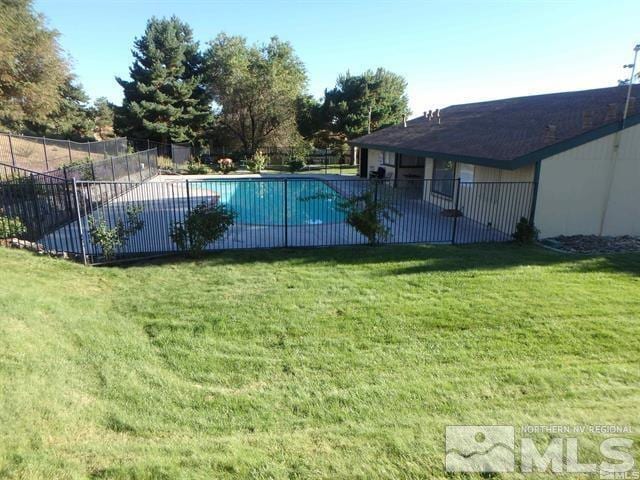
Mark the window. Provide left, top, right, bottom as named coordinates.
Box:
left=458, top=163, right=474, bottom=183
left=381, top=151, right=395, bottom=166
left=432, top=159, right=456, bottom=197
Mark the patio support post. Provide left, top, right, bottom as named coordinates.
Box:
left=451, top=179, right=461, bottom=244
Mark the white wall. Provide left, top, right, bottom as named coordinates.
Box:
left=535, top=122, right=640, bottom=237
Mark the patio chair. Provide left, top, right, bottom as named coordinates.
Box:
left=369, top=166, right=386, bottom=179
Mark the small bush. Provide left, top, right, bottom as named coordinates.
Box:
left=339, top=189, right=399, bottom=244
left=286, top=159, right=305, bottom=173
left=185, top=161, right=211, bottom=175
left=512, top=217, right=539, bottom=244
left=0, top=215, right=26, bottom=239
left=246, top=151, right=268, bottom=173
left=88, top=205, right=144, bottom=260
left=65, top=158, right=94, bottom=181
left=170, top=203, right=236, bottom=255
left=301, top=186, right=399, bottom=245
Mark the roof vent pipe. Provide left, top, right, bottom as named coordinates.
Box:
left=423, top=111, right=428, bottom=118
left=544, top=124, right=557, bottom=143
left=403, top=114, right=407, bottom=127
left=435, top=109, right=441, bottom=125
left=427, top=110, right=432, bottom=121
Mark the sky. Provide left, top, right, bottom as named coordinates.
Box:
left=35, top=0, right=640, bottom=116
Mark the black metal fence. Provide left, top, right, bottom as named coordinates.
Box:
left=0, top=163, right=77, bottom=244
left=127, top=138, right=192, bottom=170
left=46, top=149, right=159, bottom=183
left=0, top=176, right=535, bottom=264
left=207, top=146, right=357, bottom=175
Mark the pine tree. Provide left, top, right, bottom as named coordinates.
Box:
left=114, top=16, right=212, bottom=144
left=322, top=68, right=410, bottom=139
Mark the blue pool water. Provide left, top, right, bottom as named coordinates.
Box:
left=197, top=179, right=346, bottom=225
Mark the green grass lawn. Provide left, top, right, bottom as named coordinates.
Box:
left=0, top=244, right=639, bottom=479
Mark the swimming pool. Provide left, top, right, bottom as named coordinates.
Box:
left=196, top=179, right=346, bottom=225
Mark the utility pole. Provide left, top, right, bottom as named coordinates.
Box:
left=367, top=106, right=372, bottom=134
left=622, top=43, right=640, bottom=128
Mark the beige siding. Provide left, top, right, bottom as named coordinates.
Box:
left=535, top=122, right=640, bottom=237
left=421, top=161, right=535, bottom=233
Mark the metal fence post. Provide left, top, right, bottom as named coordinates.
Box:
left=63, top=166, right=73, bottom=212
left=42, top=137, right=49, bottom=170
left=125, top=154, right=131, bottom=182
left=67, top=139, right=73, bottom=163
left=186, top=179, right=192, bottom=215
left=284, top=178, right=288, bottom=247
left=72, top=178, right=88, bottom=265
left=138, top=153, right=143, bottom=182
left=87, top=141, right=91, bottom=159
left=8, top=133, right=15, bottom=166
left=451, top=178, right=461, bottom=245
left=30, top=174, right=43, bottom=240
left=110, top=156, right=116, bottom=181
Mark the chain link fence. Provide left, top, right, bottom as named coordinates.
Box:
left=0, top=132, right=127, bottom=172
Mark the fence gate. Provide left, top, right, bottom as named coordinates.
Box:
left=171, top=144, right=191, bottom=169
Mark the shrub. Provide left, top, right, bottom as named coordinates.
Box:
left=217, top=158, right=235, bottom=174
left=286, top=159, right=305, bottom=173
left=88, top=205, right=144, bottom=260
left=0, top=215, right=26, bottom=239
left=301, top=185, right=399, bottom=245
left=338, top=189, right=399, bottom=244
left=512, top=217, right=539, bottom=244
left=185, top=161, right=211, bottom=175
left=246, top=151, right=268, bottom=173
left=65, top=158, right=94, bottom=181
left=170, top=202, right=236, bottom=255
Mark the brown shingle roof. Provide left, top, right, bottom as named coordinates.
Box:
left=350, top=85, right=640, bottom=168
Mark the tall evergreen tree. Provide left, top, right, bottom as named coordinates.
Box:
left=91, top=97, right=115, bottom=140
left=114, top=16, right=212, bottom=143
left=322, top=68, right=410, bottom=139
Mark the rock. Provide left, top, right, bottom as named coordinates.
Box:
left=543, top=235, right=640, bottom=254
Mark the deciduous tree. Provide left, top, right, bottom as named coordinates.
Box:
left=204, top=34, right=307, bottom=156
left=0, top=0, right=69, bottom=131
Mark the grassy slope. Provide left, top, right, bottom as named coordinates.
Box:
left=0, top=245, right=639, bottom=479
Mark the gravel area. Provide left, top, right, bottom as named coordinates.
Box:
left=541, top=235, right=640, bottom=254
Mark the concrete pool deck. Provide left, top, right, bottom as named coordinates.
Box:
left=41, top=173, right=512, bottom=259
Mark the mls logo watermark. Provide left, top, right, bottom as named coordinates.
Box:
left=445, top=426, right=515, bottom=472
left=445, top=425, right=637, bottom=478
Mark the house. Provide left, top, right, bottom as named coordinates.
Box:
left=349, top=85, right=640, bottom=238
